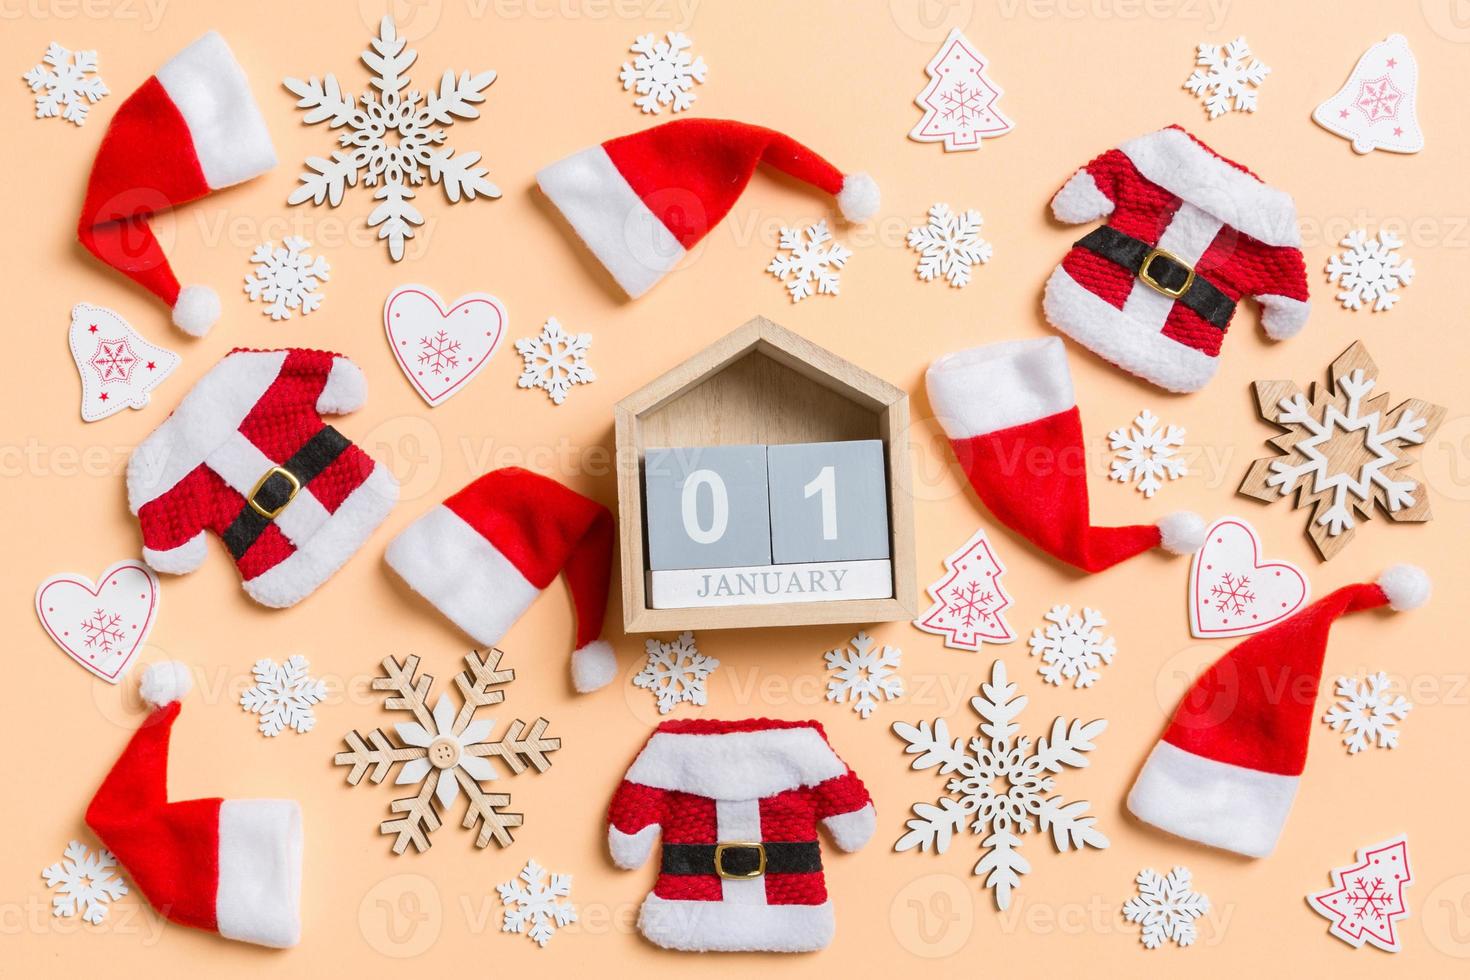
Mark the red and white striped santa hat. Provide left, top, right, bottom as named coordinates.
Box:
left=536, top=117, right=879, bottom=298
left=1128, top=565, right=1430, bottom=858
left=77, top=32, right=276, bottom=336
left=86, top=663, right=301, bottom=947
left=385, top=467, right=616, bottom=692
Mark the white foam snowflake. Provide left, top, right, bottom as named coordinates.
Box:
left=515, top=317, right=595, bottom=406
left=24, top=42, right=108, bottom=126
left=42, top=840, right=128, bottom=924
left=907, top=203, right=992, bottom=288
left=768, top=220, right=851, bottom=303
left=619, top=32, right=706, bottom=114
left=1323, top=672, right=1413, bottom=754
left=894, top=659, right=1108, bottom=910
left=634, top=631, right=718, bottom=715
left=824, top=631, right=904, bottom=720
left=497, top=859, right=576, bottom=948
left=241, top=655, right=328, bottom=737
left=284, top=17, right=499, bottom=261
left=1124, top=866, right=1210, bottom=949
left=1027, top=606, right=1116, bottom=689
left=1184, top=36, right=1269, bottom=119
left=243, top=237, right=330, bottom=320
left=1326, top=229, right=1415, bottom=312
left=1109, top=409, right=1187, bottom=498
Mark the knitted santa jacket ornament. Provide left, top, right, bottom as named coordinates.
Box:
left=1044, top=125, right=1310, bottom=393
left=127, top=348, right=398, bottom=608
left=87, top=662, right=302, bottom=947
left=607, top=718, right=875, bottom=953
left=1129, top=565, right=1430, bottom=858
left=536, top=117, right=879, bottom=298
left=77, top=32, right=276, bottom=336
left=926, top=337, right=1205, bottom=573
left=385, top=467, right=616, bottom=692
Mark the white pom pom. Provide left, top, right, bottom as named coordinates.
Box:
left=1156, top=511, right=1207, bottom=555
left=571, top=639, right=616, bottom=693
left=836, top=172, right=879, bottom=223
left=172, top=285, right=220, bottom=336
left=140, top=661, right=194, bottom=708
left=1378, top=564, right=1430, bottom=611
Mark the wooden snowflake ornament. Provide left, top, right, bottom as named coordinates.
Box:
left=1238, top=342, right=1444, bottom=561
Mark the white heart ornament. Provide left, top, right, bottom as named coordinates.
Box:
left=385, top=284, right=507, bottom=406
left=36, top=560, right=160, bottom=683
left=1189, top=518, right=1309, bottom=638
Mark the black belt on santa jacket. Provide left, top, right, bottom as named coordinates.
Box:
left=661, top=841, right=822, bottom=879
left=222, top=426, right=351, bottom=559
left=1074, top=226, right=1236, bottom=330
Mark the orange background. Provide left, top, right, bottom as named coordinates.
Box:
left=6, top=0, right=1470, bottom=975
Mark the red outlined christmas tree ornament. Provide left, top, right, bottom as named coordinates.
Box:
left=1308, top=836, right=1413, bottom=952
left=35, top=559, right=160, bottom=684
left=1313, top=36, right=1422, bottom=155
left=908, top=29, right=1013, bottom=152
left=1188, top=517, right=1309, bottom=638
left=913, top=528, right=1015, bottom=650
left=68, top=304, right=178, bottom=422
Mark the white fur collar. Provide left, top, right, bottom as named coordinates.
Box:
left=625, top=727, right=847, bottom=800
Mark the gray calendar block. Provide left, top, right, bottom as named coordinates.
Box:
left=767, top=440, right=890, bottom=564
left=644, top=445, right=772, bottom=570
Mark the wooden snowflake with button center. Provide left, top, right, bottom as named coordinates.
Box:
left=335, top=650, right=560, bottom=854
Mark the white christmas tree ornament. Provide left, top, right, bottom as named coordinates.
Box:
left=67, top=304, right=178, bottom=422
left=913, top=529, right=1015, bottom=650
left=909, top=29, right=1013, bottom=151
left=1313, top=35, right=1422, bottom=154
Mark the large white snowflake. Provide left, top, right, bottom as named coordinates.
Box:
left=42, top=840, right=128, bottom=924
left=768, top=220, right=851, bottom=303
left=634, top=631, right=718, bottom=715
left=824, top=631, right=904, bottom=720
left=1027, top=606, right=1116, bottom=689
left=515, top=317, right=595, bottom=406
left=243, top=237, right=329, bottom=320
left=1123, top=866, right=1210, bottom=949
left=284, top=17, right=499, bottom=261
left=241, top=655, right=328, bottom=737
left=1109, top=409, right=1187, bottom=498
left=497, top=859, right=576, bottom=948
left=1184, top=36, right=1269, bottom=119
left=907, top=203, right=992, bottom=288
left=894, top=659, right=1108, bottom=910
left=1326, top=229, right=1415, bottom=312
left=24, top=42, right=108, bottom=126
left=619, top=32, right=706, bottom=114
left=1323, top=672, right=1413, bottom=754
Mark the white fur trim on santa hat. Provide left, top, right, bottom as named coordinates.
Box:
left=140, top=661, right=194, bottom=708
left=625, top=726, right=847, bottom=799
left=836, top=172, right=879, bottom=223
left=216, top=799, right=302, bottom=948
left=571, top=639, right=616, bottom=693
left=822, top=802, right=876, bottom=852
left=927, top=337, right=1076, bottom=440
left=608, top=823, right=658, bottom=870
left=1157, top=511, right=1207, bottom=555
left=1051, top=169, right=1114, bottom=224
left=171, top=284, right=220, bottom=336
left=637, top=894, right=835, bottom=953
left=316, top=357, right=366, bottom=414
left=1259, top=294, right=1310, bottom=340
left=156, top=31, right=277, bottom=191
left=1378, top=564, right=1430, bottom=611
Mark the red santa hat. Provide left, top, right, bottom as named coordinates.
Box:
left=1128, top=565, right=1430, bottom=858
left=536, top=117, right=879, bottom=298
left=926, top=337, right=1206, bottom=573
left=385, top=468, right=616, bottom=692
left=86, top=662, right=301, bottom=947
left=77, top=32, right=276, bottom=336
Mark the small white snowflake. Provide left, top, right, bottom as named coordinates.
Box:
left=1123, top=866, right=1210, bottom=949
left=768, top=220, right=851, bottom=303
left=1109, top=409, right=1187, bottom=498
left=515, top=318, right=595, bottom=406
left=907, top=203, right=992, bottom=288
left=1027, top=606, right=1116, bottom=689
left=1323, top=672, right=1413, bottom=754
left=497, top=859, right=576, bottom=948
left=241, top=655, right=328, bottom=737
left=824, top=631, right=904, bottom=720
left=1184, top=36, right=1269, bottom=119
left=1326, top=229, right=1415, bottom=312
left=42, top=840, right=128, bottom=924
left=634, top=631, right=718, bottom=715
left=24, top=42, right=108, bottom=126
left=619, top=32, right=706, bottom=114
left=243, top=237, right=330, bottom=320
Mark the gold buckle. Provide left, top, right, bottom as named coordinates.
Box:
left=713, top=842, right=766, bottom=880
left=247, top=466, right=300, bottom=520
left=1138, top=247, right=1195, bottom=299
